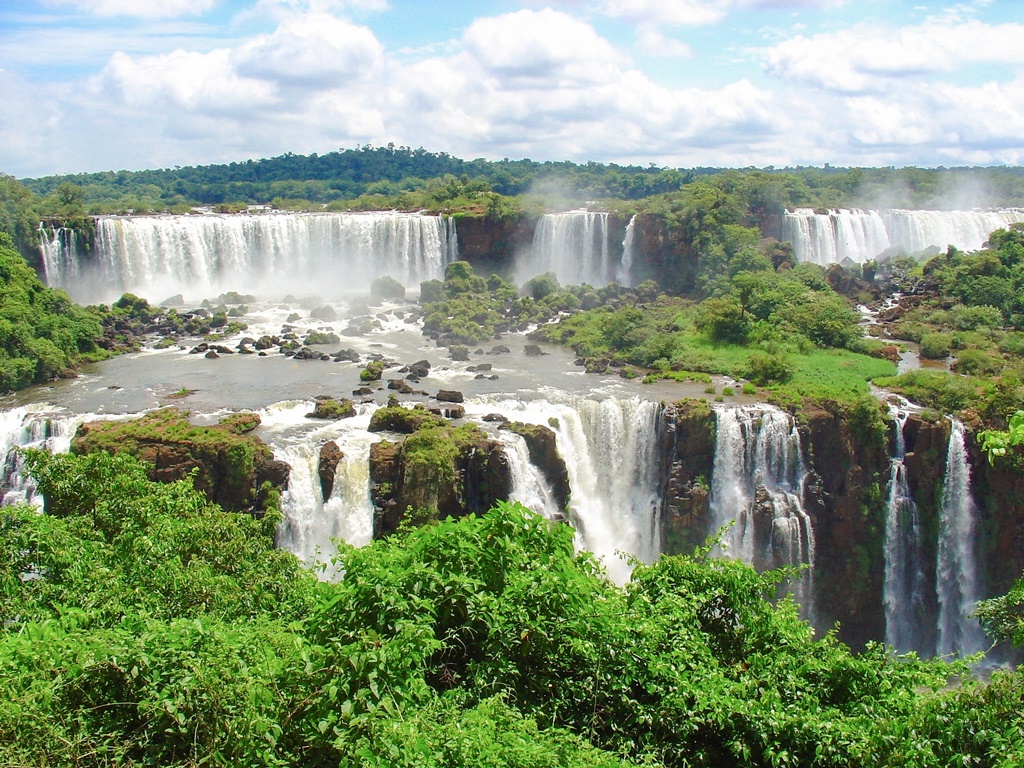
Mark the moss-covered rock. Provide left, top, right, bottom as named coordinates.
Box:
left=369, top=410, right=512, bottom=537
left=658, top=399, right=716, bottom=557
left=370, top=274, right=406, bottom=303
left=307, top=397, right=356, bottom=420
left=368, top=404, right=446, bottom=434
left=71, top=407, right=288, bottom=516
left=360, top=360, right=384, bottom=381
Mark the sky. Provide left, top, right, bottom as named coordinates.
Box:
left=1, top=0, right=1023, bottom=178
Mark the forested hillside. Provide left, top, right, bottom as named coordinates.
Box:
left=14, top=145, right=1024, bottom=215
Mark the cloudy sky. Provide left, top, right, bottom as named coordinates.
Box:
left=1, top=0, right=1022, bottom=178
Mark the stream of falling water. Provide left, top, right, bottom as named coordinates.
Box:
left=257, top=400, right=380, bottom=578
left=883, top=402, right=927, bottom=654
left=936, top=418, right=987, bottom=657
left=466, top=395, right=662, bottom=584
left=709, top=404, right=816, bottom=618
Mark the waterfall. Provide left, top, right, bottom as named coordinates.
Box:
left=617, top=215, right=636, bottom=286
left=260, top=400, right=379, bottom=578
left=883, top=403, right=927, bottom=653
left=0, top=406, right=91, bottom=507
left=467, top=395, right=663, bottom=584
left=519, top=211, right=629, bottom=288
left=496, top=430, right=562, bottom=521
left=709, top=405, right=815, bottom=615
left=47, top=211, right=458, bottom=304
left=38, top=223, right=81, bottom=287
left=935, top=418, right=987, bottom=657
left=783, top=208, right=1024, bottom=265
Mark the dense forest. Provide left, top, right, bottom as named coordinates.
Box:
left=11, top=144, right=1024, bottom=219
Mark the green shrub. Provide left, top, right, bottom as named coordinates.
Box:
left=919, top=333, right=951, bottom=359
left=746, top=351, right=794, bottom=385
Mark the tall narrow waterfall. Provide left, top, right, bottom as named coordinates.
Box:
left=46, top=212, right=458, bottom=304
left=518, top=211, right=632, bottom=288
left=710, top=405, right=815, bottom=615
left=618, top=215, right=636, bottom=286
left=468, top=396, right=662, bottom=584
left=883, top=403, right=927, bottom=653
left=260, top=400, right=379, bottom=578
left=935, top=418, right=987, bottom=657
left=783, top=208, right=1024, bottom=265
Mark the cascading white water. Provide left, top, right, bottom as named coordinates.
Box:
left=258, top=400, right=380, bottom=578
left=617, top=215, right=636, bottom=286
left=466, top=395, right=662, bottom=584
left=935, top=418, right=987, bottom=657
left=783, top=208, right=1024, bottom=265
left=45, top=211, right=458, bottom=304
left=0, top=406, right=93, bottom=507
left=710, top=404, right=815, bottom=614
left=38, top=224, right=82, bottom=288
left=883, top=402, right=927, bottom=653
left=519, top=211, right=631, bottom=288
left=495, top=430, right=562, bottom=521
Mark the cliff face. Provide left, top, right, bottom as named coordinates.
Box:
left=800, top=405, right=892, bottom=650
left=454, top=215, right=536, bottom=276
left=659, top=400, right=716, bottom=555
left=970, top=441, right=1024, bottom=603
left=655, top=401, right=1000, bottom=651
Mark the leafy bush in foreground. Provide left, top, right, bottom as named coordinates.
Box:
left=1, top=450, right=1023, bottom=766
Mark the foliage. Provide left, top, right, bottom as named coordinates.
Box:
left=0, top=233, right=106, bottom=391
left=873, top=370, right=986, bottom=415
left=420, top=261, right=584, bottom=345
left=4, top=451, right=1024, bottom=767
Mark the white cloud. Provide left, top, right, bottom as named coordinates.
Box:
left=634, top=25, right=693, bottom=58
left=462, top=9, right=627, bottom=82
left=233, top=12, right=383, bottom=87
left=598, top=0, right=726, bottom=27
left=95, top=49, right=278, bottom=115
left=41, top=0, right=216, bottom=19
left=5, top=3, right=1024, bottom=178
left=763, top=18, right=1024, bottom=93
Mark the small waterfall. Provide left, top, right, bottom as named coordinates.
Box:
left=0, top=406, right=90, bottom=507
left=783, top=208, right=1024, bottom=264
left=935, top=418, right=987, bottom=657
left=617, top=215, right=636, bottom=286
left=51, top=212, right=458, bottom=303
left=38, top=223, right=81, bottom=287
left=883, top=403, right=927, bottom=653
left=467, top=395, right=663, bottom=583
left=710, top=405, right=815, bottom=615
left=519, top=211, right=628, bottom=287
left=496, top=430, right=562, bottom=521
left=260, top=400, right=379, bottom=577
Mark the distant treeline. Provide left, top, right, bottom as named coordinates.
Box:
left=13, top=145, right=1024, bottom=215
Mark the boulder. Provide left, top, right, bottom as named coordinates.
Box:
left=318, top=441, right=343, bottom=502
left=307, top=397, right=356, bottom=420
left=436, top=389, right=464, bottom=403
